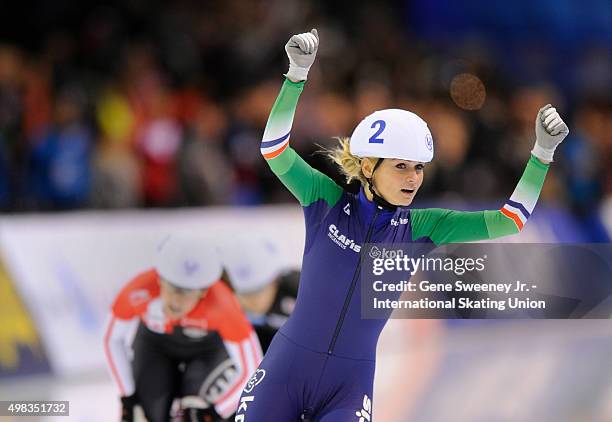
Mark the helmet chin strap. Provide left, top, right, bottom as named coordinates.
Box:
left=366, top=158, right=398, bottom=211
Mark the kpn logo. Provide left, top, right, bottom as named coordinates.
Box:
left=355, top=395, right=372, bottom=421
left=369, top=246, right=381, bottom=259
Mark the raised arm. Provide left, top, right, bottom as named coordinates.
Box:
left=412, top=105, right=569, bottom=245
left=260, top=29, right=342, bottom=209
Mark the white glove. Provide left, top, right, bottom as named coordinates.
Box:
left=285, top=29, right=319, bottom=81
left=531, top=104, right=570, bottom=162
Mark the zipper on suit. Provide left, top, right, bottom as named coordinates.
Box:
left=328, top=205, right=382, bottom=354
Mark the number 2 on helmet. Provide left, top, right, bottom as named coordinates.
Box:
left=368, top=120, right=386, bottom=144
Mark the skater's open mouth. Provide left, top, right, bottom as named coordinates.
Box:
left=401, top=188, right=415, bottom=194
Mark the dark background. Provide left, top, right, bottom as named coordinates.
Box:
left=0, top=0, right=610, bottom=238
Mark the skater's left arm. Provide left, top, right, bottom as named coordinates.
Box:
left=411, top=105, right=569, bottom=245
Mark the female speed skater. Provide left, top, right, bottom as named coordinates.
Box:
left=235, top=29, right=569, bottom=421
left=104, top=235, right=262, bottom=422
left=220, top=236, right=299, bottom=353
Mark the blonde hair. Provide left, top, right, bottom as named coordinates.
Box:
left=325, top=137, right=376, bottom=186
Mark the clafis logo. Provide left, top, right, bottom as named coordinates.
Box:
left=355, top=395, right=372, bottom=421
left=390, top=217, right=409, bottom=226
left=328, top=224, right=361, bottom=253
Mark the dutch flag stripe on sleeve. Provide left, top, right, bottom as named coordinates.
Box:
left=499, top=169, right=541, bottom=231
left=260, top=79, right=304, bottom=161
left=261, top=132, right=291, bottom=159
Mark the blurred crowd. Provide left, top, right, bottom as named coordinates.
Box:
left=0, top=1, right=610, bottom=230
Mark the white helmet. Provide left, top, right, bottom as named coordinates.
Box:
left=154, top=235, right=222, bottom=290
left=349, top=109, right=434, bottom=162
left=219, top=236, right=285, bottom=294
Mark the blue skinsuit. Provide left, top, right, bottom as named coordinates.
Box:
left=234, top=79, right=549, bottom=421
left=236, top=188, right=413, bottom=421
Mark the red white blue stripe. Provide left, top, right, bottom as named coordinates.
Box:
left=500, top=200, right=530, bottom=230
left=261, top=132, right=290, bottom=159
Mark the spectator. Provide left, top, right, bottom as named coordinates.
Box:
left=178, top=101, right=233, bottom=205
left=29, top=86, right=93, bottom=209
left=0, top=0, right=607, bottom=243
left=91, top=87, right=140, bottom=208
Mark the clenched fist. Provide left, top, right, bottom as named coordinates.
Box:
left=285, top=29, right=319, bottom=82
left=531, top=104, right=570, bottom=163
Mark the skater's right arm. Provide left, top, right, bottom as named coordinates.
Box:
left=104, top=273, right=154, bottom=400
left=104, top=314, right=138, bottom=397
left=104, top=310, right=139, bottom=421
left=260, top=29, right=343, bottom=209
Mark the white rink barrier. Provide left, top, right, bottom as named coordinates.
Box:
left=0, top=206, right=305, bottom=377
left=0, top=204, right=581, bottom=378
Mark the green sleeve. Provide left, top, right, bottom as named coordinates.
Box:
left=411, top=155, right=549, bottom=245
left=261, top=78, right=342, bottom=208
left=410, top=208, right=495, bottom=245
left=268, top=146, right=343, bottom=207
